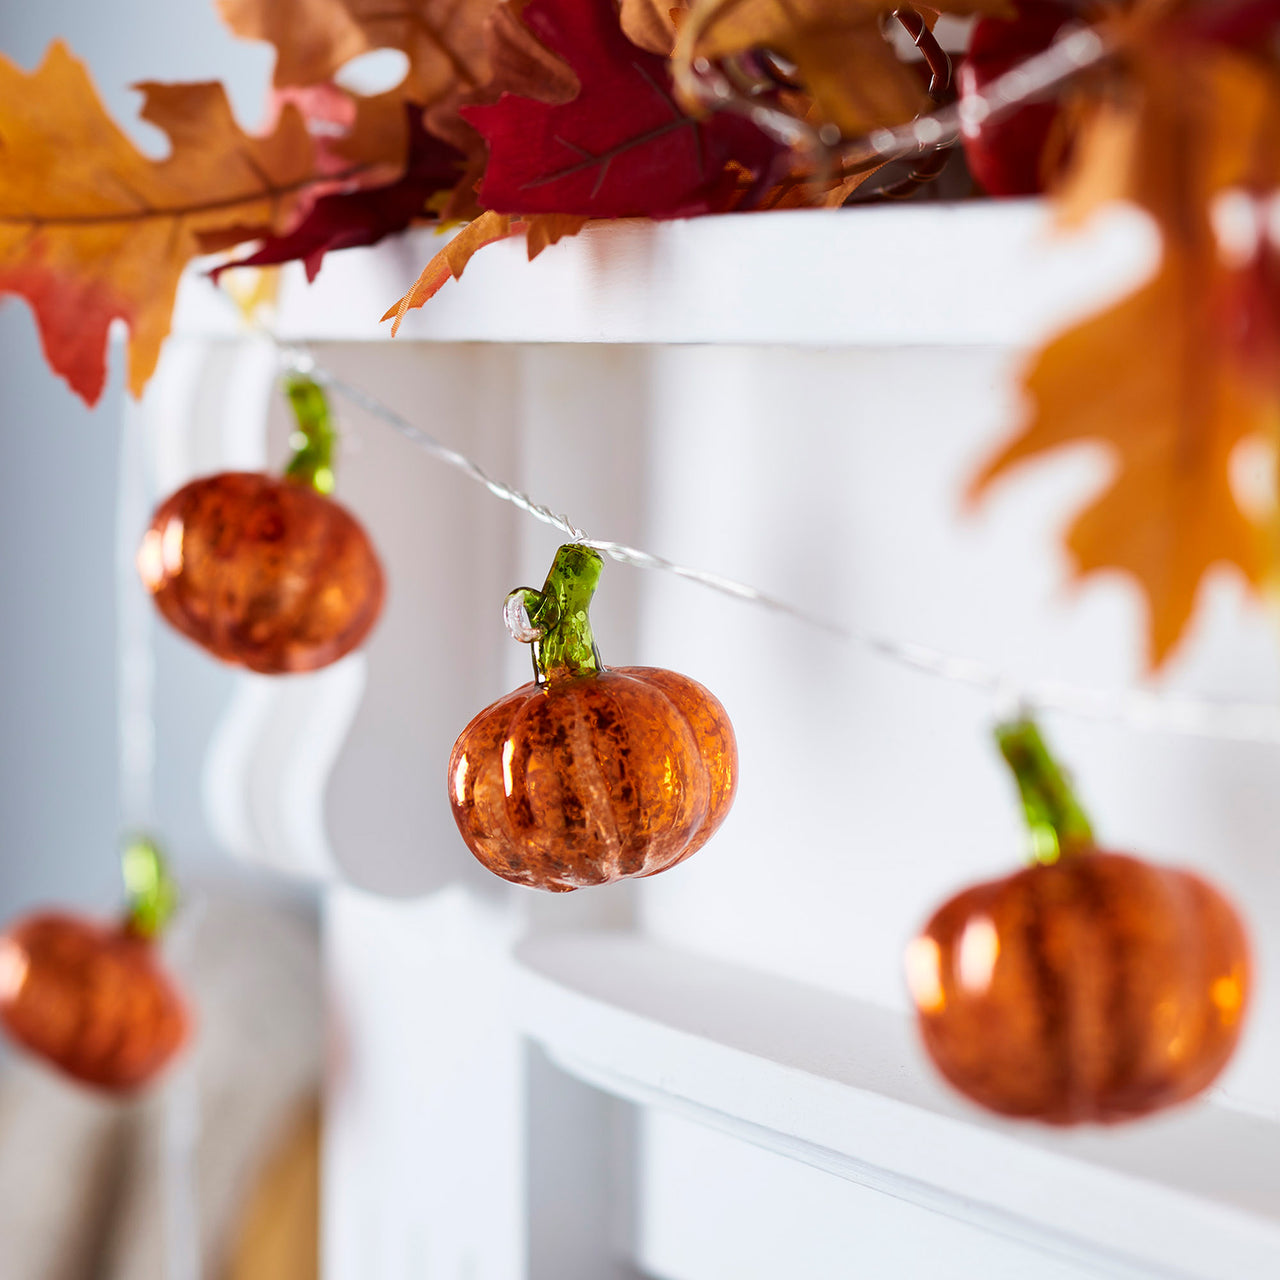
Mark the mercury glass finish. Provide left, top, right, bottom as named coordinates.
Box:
left=0, top=912, right=189, bottom=1092
left=908, top=719, right=1250, bottom=1124
left=910, top=852, right=1249, bottom=1123
left=138, top=471, right=384, bottom=674
left=449, top=545, right=738, bottom=891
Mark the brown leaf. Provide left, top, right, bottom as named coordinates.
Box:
left=671, top=0, right=1010, bottom=135
left=380, top=210, right=518, bottom=330
left=0, top=43, right=392, bottom=404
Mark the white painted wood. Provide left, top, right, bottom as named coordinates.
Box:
left=514, top=931, right=1280, bottom=1280
left=202, top=657, right=366, bottom=878
left=636, top=1111, right=1095, bottom=1280
left=630, top=341, right=1280, bottom=1121
left=323, top=886, right=527, bottom=1280
left=141, top=204, right=1280, bottom=1277
left=174, top=203, right=1158, bottom=348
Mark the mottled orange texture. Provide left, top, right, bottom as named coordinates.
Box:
left=140, top=471, right=384, bottom=675
left=908, top=851, right=1250, bottom=1124
left=449, top=667, right=737, bottom=891
left=0, top=914, right=189, bottom=1092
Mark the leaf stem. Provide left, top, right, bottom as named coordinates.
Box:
left=283, top=373, right=337, bottom=494
left=995, top=718, right=1094, bottom=865
left=122, top=837, right=178, bottom=940
left=524, top=544, right=604, bottom=684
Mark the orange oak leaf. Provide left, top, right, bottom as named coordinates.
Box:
left=671, top=0, right=1011, bottom=136
left=218, top=0, right=584, bottom=220
left=620, top=0, right=689, bottom=54
left=1053, top=36, right=1280, bottom=247
left=380, top=210, right=519, bottom=331
left=209, top=105, right=464, bottom=281
left=0, top=43, right=397, bottom=404
left=973, top=44, right=1280, bottom=665
left=525, top=213, right=589, bottom=258
left=217, top=0, right=497, bottom=104
left=379, top=210, right=591, bottom=330
left=973, top=259, right=1275, bottom=665
left=195, top=87, right=412, bottom=253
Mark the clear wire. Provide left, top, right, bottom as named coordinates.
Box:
left=277, top=344, right=1280, bottom=748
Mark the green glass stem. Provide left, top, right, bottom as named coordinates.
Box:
left=283, top=373, right=338, bottom=495
left=523, top=544, right=604, bottom=684
left=121, top=837, right=178, bottom=940
left=995, top=718, right=1095, bottom=865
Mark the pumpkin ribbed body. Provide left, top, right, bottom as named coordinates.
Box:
left=0, top=914, right=189, bottom=1092
left=138, top=471, right=384, bottom=674
left=908, top=851, right=1249, bottom=1123
left=449, top=666, right=737, bottom=891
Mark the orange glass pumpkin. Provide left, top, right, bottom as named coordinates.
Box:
left=0, top=843, right=189, bottom=1092
left=449, top=544, right=737, bottom=891
left=138, top=375, right=384, bottom=675
left=906, top=721, right=1250, bottom=1125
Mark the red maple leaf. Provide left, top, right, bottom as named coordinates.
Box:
left=212, top=106, right=466, bottom=281
left=460, top=0, right=785, bottom=218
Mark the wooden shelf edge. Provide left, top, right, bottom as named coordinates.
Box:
left=511, top=931, right=1280, bottom=1280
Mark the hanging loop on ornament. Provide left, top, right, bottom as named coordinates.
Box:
left=504, top=589, right=545, bottom=643
left=279, top=344, right=317, bottom=378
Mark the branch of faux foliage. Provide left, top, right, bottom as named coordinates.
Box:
left=381, top=0, right=1280, bottom=671
left=4, top=0, right=1280, bottom=674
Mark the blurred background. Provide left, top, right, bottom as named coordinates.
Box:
left=0, top=0, right=269, bottom=924
left=0, top=16, right=324, bottom=1279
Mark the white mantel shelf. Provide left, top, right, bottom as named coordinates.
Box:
left=512, top=932, right=1280, bottom=1280
left=175, top=202, right=1157, bottom=349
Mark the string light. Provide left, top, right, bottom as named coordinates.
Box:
left=278, top=346, right=1280, bottom=749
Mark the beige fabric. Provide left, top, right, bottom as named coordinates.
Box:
left=0, top=889, right=321, bottom=1280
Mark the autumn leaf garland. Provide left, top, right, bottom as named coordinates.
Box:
left=463, top=0, right=786, bottom=218
left=5, top=0, right=1280, bottom=670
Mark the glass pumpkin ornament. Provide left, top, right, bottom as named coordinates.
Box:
left=905, top=720, right=1250, bottom=1124
left=0, top=840, right=190, bottom=1093
left=449, top=544, right=737, bottom=891
left=138, top=373, right=384, bottom=674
